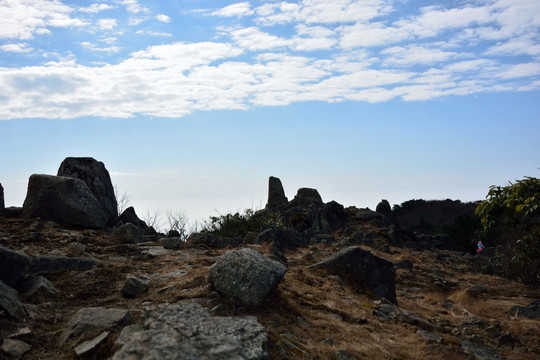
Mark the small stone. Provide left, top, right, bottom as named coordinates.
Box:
left=121, top=276, right=151, bottom=298
left=73, top=331, right=111, bottom=360
left=0, top=339, right=31, bottom=359
left=67, top=242, right=87, bottom=257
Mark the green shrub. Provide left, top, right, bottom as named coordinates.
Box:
left=475, top=176, right=540, bottom=284
left=200, top=208, right=280, bottom=239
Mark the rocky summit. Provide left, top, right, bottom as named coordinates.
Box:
left=0, top=159, right=539, bottom=360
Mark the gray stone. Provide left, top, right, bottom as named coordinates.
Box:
left=73, top=331, right=111, bottom=360
left=0, top=280, right=27, bottom=320
left=332, top=349, right=358, bottom=360
left=308, top=246, right=397, bottom=304
left=19, top=276, right=59, bottom=304
left=22, top=174, right=109, bottom=229
left=112, top=303, right=268, bottom=360
left=159, top=237, right=183, bottom=249
left=416, top=330, right=443, bottom=344
left=0, top=339, right=31, bottom=359
left=209, top=248, right=287, bottom=307
left=57, top=157, right=118, bottom=226
left=113, top=223, right=143, bottom=244
left=460, top=339, right=507, bottom=360
left=510, top=300, right=540, bottom=319
left=265, top=176, right=288, bottom=210
left=398, top=308, right=437, bottom=331
left=395, top=259, right=414, bottom=271
left=59, top=307, right=133, bottom=346
left=28, top=255, right=98, bottom=276
left=0, top=245, right=30, bottom=287
left=67, top=242, right=87, bottom=257
left=121, top=276, right=151, bottom=298
left=187, top=232, right=241, bottom=249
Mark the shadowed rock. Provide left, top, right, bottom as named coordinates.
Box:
left=0, top=280, right=27, bottom=320
left=266, top=176, right=288, bottom=210
left=0, top=245, right=30, bottom=287
left=22, top=174, right=109, bottom=229
left=57, top=157, right=118, bottom=225
left=308, top=246, right=397, bottom=304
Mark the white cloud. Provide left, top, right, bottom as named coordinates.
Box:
left=498, top=62, right=540, bottom=79
left=211, top=2, right=253, bottom=18
left=253, top=0, right=394, bottom=26
left=381, top=45, right=457, bottom=66
left=136, top=30, right=172, bottom=37
left=80, top=41, right=121, bottom=53
left=97, top=18, right=118, bottom=30
left=228, top=27, right=292, bottom=51
left=119, top=0, right=149, bottom=14
left=0, top=42, right=34, bottom=53
left=156, top=14, right=171, bottom=23
left=485, top=35, right=540, bottom=57
left=0, top=0, right=87, bottom=40
left=79, top=3, right=115, bottom=13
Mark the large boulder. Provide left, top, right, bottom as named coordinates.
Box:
left=0, top=245, right=30, bottom=287
left=308, top=246, right=397, bottom=304
left=57, top=157, right=118, bottom=225
left=112, top=303, right=268, bottom=360
left=0, top=182, right=4, bottom=214
left=22, top=174, right=109, bottom=229
left=265, top=176, right=288, bottom=210
left=209, top=248, right=287, bottom=306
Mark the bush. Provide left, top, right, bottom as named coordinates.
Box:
left=200, top=208, right=280, bottom=239
left=475, top=176, right=540, bottom=284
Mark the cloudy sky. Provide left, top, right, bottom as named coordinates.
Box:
left=1, top=0, right=539, bottom=225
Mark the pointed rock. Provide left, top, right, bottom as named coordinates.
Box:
left=266, top=176, right=288, bottom=210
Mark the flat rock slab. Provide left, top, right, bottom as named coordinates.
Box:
left=1, top=339, right=31, bottom=359
left=28, top=255, right=99, bottom=276
left=59, top=307, right=133, bottom=346
left=209, top=248, right=287, bottom=307
left=112, top=303, right=268, bottom=360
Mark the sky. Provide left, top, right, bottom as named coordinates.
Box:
left=1, top=0, right=539, bottom=226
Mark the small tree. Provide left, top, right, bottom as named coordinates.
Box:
left=475, top=176, right=540, bottom=284
left=114, top=184, right=131, bottom=215
left=165, top=209, right=191, bottom=241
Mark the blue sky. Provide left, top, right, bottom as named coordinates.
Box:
left=1, top=0, right=539, bottom=224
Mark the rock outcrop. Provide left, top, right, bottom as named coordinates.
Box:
left=57, top=157, right=118, bottom=225
left=112, top=303, right=268, bottom=360
left=209, top=248, right=287, bottom=306
left=266, top=176, right=288, bottom=210
left=308, top=246, right=397, bottom=304
left=22, top=174, right=109, bottom=229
